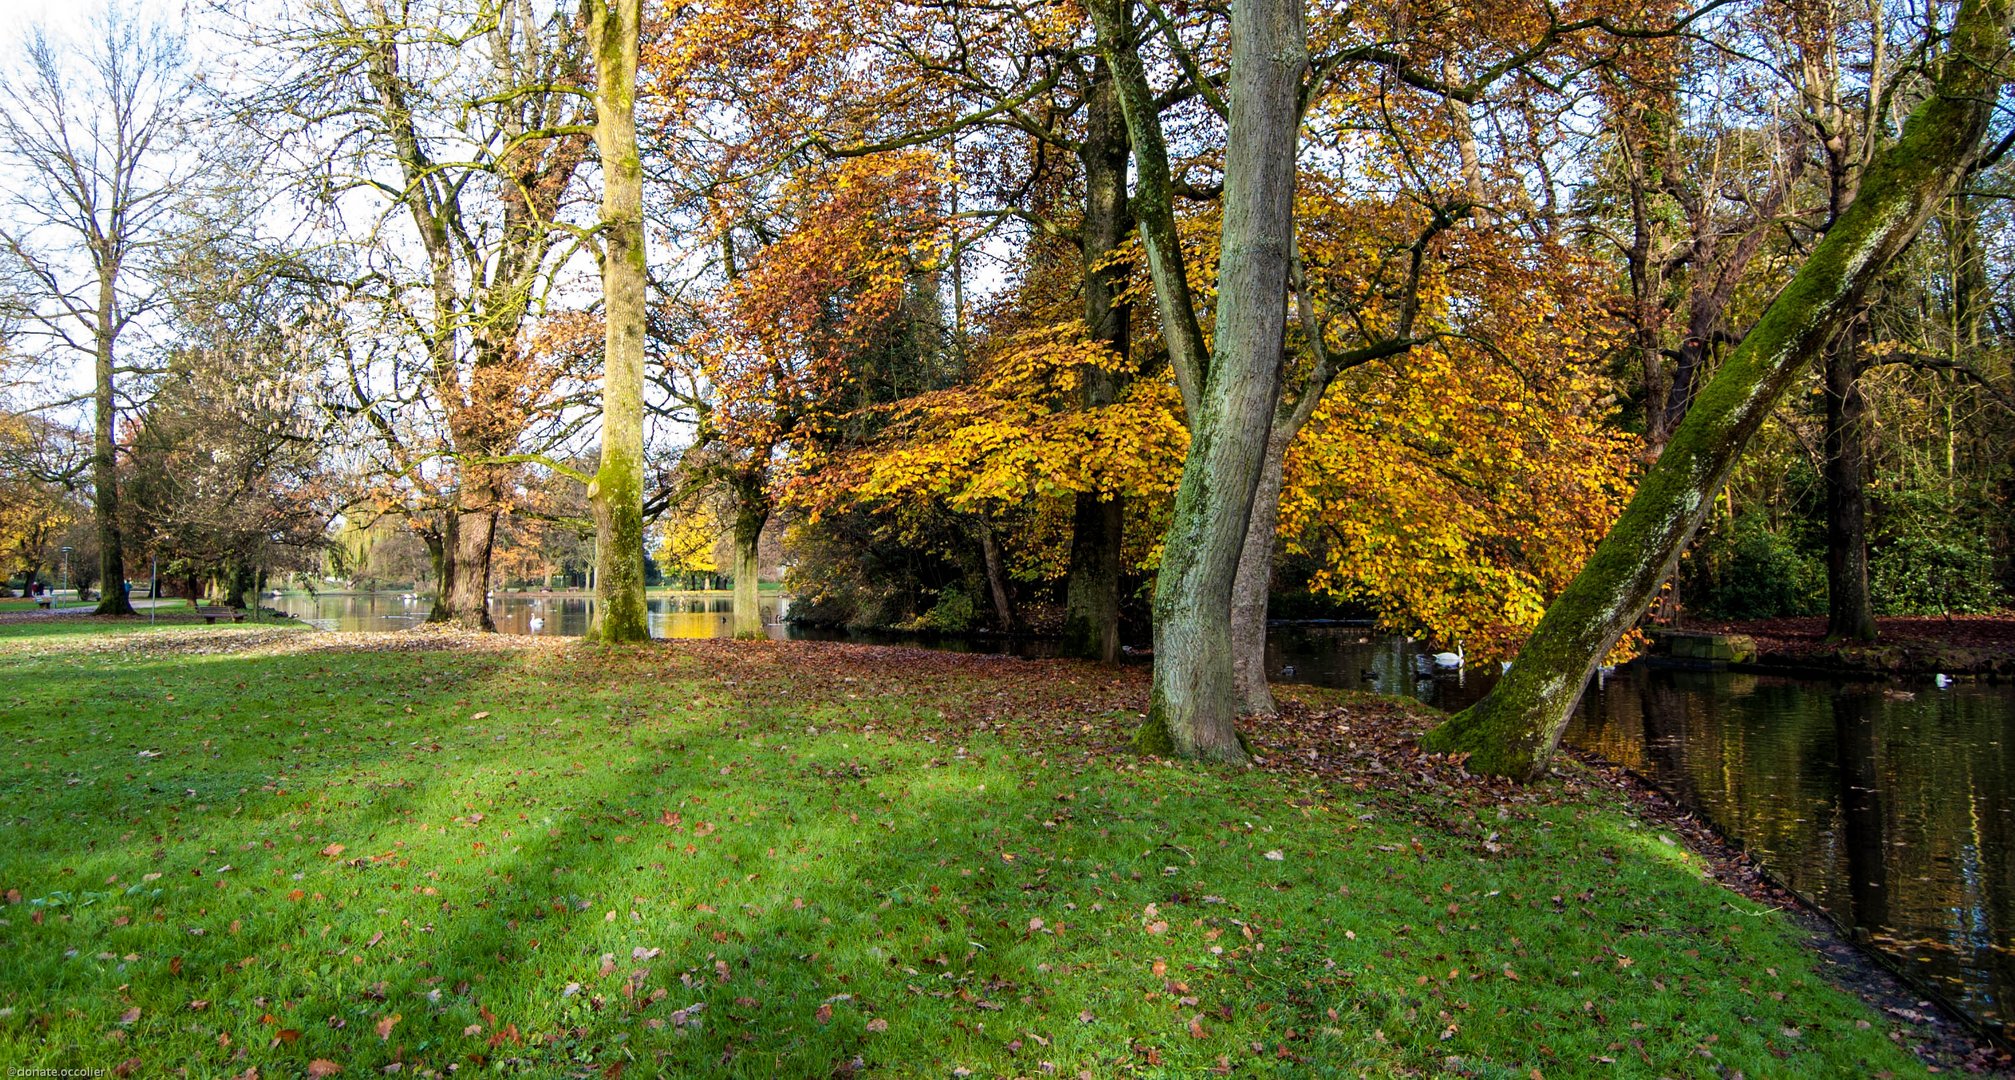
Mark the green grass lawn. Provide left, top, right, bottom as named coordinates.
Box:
left=0, top=620, right=1936, bottom=1078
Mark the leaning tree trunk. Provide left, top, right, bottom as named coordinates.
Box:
left=1230, top=430, right=1292, bottom=715
left=585, top=0, right=651, bottom=644
left=1825, top=319, right=1878, bottom=641
left=91, top=274, right=133, bottom=617
left=1422, top=0, right=2012, bottom=780
left=730, top=500, right=767, bottom=639
left=1060, top=54, right=1133, bottom=664
left=1136, top=0, right=1305, bottom=763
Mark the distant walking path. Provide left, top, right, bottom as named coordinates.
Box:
left=0, top=596, right=183, bottom=624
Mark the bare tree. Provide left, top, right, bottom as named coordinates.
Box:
left=0, top=11, right=208, bottom=615
left=240, top=0, right=596, bottom=630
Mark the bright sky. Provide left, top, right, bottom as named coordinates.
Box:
left=0, top=0, right=95, bottom=45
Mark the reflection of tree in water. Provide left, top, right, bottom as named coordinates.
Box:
left=1638, top=673, right=1705, bottom=810
left=1832, top=689, right=1887, bottom=938
left=1569, top=667, right=2012, bottom=1034
left=1873, top=688, right=2014, bottom=1028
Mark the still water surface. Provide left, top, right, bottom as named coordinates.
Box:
left=277, top=591, right=786, bottom=638
left=275, top=595, right=2013, bottom=1038
left=1264, top=624, right=2013, bottom=1039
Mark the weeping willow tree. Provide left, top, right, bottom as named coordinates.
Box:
left=1423, top=0, right=2015, bottom=779
left=584, top=0, right=650, bottom=643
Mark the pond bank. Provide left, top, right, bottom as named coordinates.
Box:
left=0, top=617, right=2000, bottom=1075
left=1661, top=614, right=2015, bottom=678
left=1571, top=747, right=2013, bottom=1071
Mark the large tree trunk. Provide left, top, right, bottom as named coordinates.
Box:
left=1062, top=493, right=1124, bottom=660
left=1135, top=0, right=1305, bottom=763
left=585, top=0, right=651, bottom=644
left=440, top=498, right=497, bottom=631
left=1825, top=319, right=1877, bottom=641
left=731, top=498, right=766, bottom=639
left=224, top=561, right=256, bottom=610
left=424, top=519, right=453, bottom=622
left=1060, top=56, right=1133, bottom=663
left=1230, top=431, right=1291, bottom=715
left=1422, top=0, right=2013, bottom=780
left=91, top=273, right=133, bottom=617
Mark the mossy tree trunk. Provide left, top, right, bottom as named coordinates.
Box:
left=1423, top=0, right=2013, bottom=780
left=1825, top=318, right=1877, bottom=642
left=1229, top=431, right=1291, bottom=714
left=584, top=0, right=651, bottom=644
left=731, top=492, right=767, bottom=639
left=1060, top=56, right=1132, bottom=663
left=424, top=519, right=453, bottom=622
left=1227, top=220, right=1435, bottom=716
left=1128, top=0, right=1305, bottom=763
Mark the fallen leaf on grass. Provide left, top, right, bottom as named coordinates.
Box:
left=321, top=844, right=346, bottom=858
left=376, top=1013, right=400, bottom=1039
left=307, top=1060, right=342, bottom=1077
left=866, top=1018, right=888, bottom=1032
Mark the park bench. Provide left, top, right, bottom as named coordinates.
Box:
left=194, top=606, right=248, bottom=625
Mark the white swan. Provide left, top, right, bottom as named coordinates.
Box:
left=1431, top=642, right=1465, bottom=670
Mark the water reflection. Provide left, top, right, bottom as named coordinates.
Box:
left=1569, top=669, right=2013, bottom=1035
left=275, top=592, right=788, bottom=639
left=1262, top=623, right=1498, bottom=713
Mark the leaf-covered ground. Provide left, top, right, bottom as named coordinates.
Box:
left=0, top=620, right=1947, bottom=1077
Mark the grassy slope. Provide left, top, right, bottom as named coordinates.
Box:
left=0, top=620, right=1930, bottom=1078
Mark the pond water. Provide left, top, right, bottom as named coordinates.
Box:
left=275, top=591, right=787, bottom=639
left=1269, top=625, right=2013, bottom=1041
left=273, top=595, right=2012, bottom=1039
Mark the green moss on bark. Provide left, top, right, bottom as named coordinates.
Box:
left=1423, top=0, right=2013, bottom=780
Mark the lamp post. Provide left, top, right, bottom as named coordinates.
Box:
left=58, top=546, right=72, bottom=609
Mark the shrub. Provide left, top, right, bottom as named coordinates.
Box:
left=1688, top=511, right=1825, bottom=619
left=1871, top=489, right=2004, bottom=615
